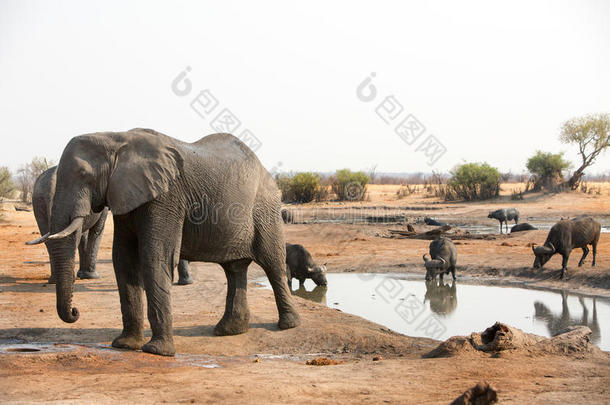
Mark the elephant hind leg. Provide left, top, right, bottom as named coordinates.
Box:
left=214, top=259, right=251, bottom=336
left=254, top=239, right=301, bottom=330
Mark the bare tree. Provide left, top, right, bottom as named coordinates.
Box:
left=16, top=157, right=55, bottom=203
left=560, top=113, right=610, bottom=190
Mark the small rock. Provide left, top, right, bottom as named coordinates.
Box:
left=39, top=309, right=44, bottom=312
left=372, top=356, right=383, bottom=361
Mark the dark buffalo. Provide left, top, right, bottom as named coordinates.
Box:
left=286, top=243, right=327, bottom=287
left=532, top=216, right=600, bottom=279
left=424, top=217, right=448, bottom=226
left=422, top=237, right=457, bottom=281
left=487, top=208, right=519, bottom=234
left=510, top=223, right=537, bottom=233
left=281, top=208, right=294, bottom=224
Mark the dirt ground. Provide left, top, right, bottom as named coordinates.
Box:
left=1, top=187, right=609, bottom=404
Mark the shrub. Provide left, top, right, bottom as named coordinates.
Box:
left=526, top=151, right=570, bottom=191
left=331, top=169, right=370, bottom=201
left=276, top=172, right=324, bottom=203
left=447, top=162, right=501, bottom=201
left=0, top=167, right=15, bottom=200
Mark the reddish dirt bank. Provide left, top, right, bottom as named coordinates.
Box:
left=1, top=190, right=609, bottom=404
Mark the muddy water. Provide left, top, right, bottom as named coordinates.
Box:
left=258, top=274, right=610, bottom=350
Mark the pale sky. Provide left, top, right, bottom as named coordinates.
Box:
left=1, top=0, right=609, bottom=175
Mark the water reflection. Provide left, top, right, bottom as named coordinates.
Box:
left=534, top=291, right=600, bottom=345
left=424, top=280, right=457, bottom=316
left=258, top=273, right=610, bottom=350
left=292, top=285, right=327, bottom=305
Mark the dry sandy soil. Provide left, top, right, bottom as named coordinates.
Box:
left=1, top=187, right=609, bottom=404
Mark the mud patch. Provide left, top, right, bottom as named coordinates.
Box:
left=425, top=323, right=604, bottom=358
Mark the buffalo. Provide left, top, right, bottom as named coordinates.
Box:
left=286, top=243, right=328, bottom=287
left=281, top=208, right=294, bottom=224
left=488, top=208, right=519, bottom=234
left=424, top=217, right=448, bottom=227
left=422, top=237, right=458, bottom=281
left=532, top=215, right=600, bottom=279
left=510, top=223, right=537, bottom=233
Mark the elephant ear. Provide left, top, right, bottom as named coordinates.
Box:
left=107, top=130, right=184, bottom=215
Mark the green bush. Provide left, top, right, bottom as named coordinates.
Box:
left=331, top=169, right=370, bottom=201
left=526, top=151, right=570, bottom=191
left=276, top=172, right=324, bottom=203
left=447, top=162, right=501, bottom=201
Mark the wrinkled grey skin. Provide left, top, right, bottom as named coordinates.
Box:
left=532, top=216, right=600, bottom=279
left=32, top=166, right=108, bottom=283
left=487, top=208, right=519, bottom=234
left=424, top=279, right=457, bottom=315
left=510, top=222, right=537, bottom=233
left=423, top=237, right=457, bottom=281
left=25, top=128, right=300, bottom=356
left=33, top=166, right=193, bottom=285
left=286, top=243, right=327, bottom=287
left=281, top=209, right=294, bottom=224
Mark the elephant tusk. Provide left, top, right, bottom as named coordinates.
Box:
left=25, top=232, right=50, bottom=245
left=48, top=217, right=84, bottom=240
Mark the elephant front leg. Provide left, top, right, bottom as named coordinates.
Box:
left=141, top=258, right=175, bottom=356
left=215, top=259, right=251, bottom=336
left=77, top=231, right=100, bottom=279
left=111, top=224, right=146, bottom=351
left=78, top=210, right=107, bottom=279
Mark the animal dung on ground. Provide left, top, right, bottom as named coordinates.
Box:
left=305, top=357, right=343, bottom=366
left=450, top=381, right=498, bottom=405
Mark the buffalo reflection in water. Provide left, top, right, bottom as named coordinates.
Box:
left=534, top=290, right=600, bottom=345
left=292, top=285, right=328, bottom=305
left=424, top=279, right=457, bottom=316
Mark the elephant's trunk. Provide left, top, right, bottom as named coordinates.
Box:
left=48, top=235, right=80, bottom=323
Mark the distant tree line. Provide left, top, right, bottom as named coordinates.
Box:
left=0, top=157, right=55, bottom=203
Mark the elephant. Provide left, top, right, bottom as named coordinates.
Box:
left=31, top=166, right=194, bottom=286
left=31, top=166, right=108, bottom=282
left=26, top=128, right=300, bottom=356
